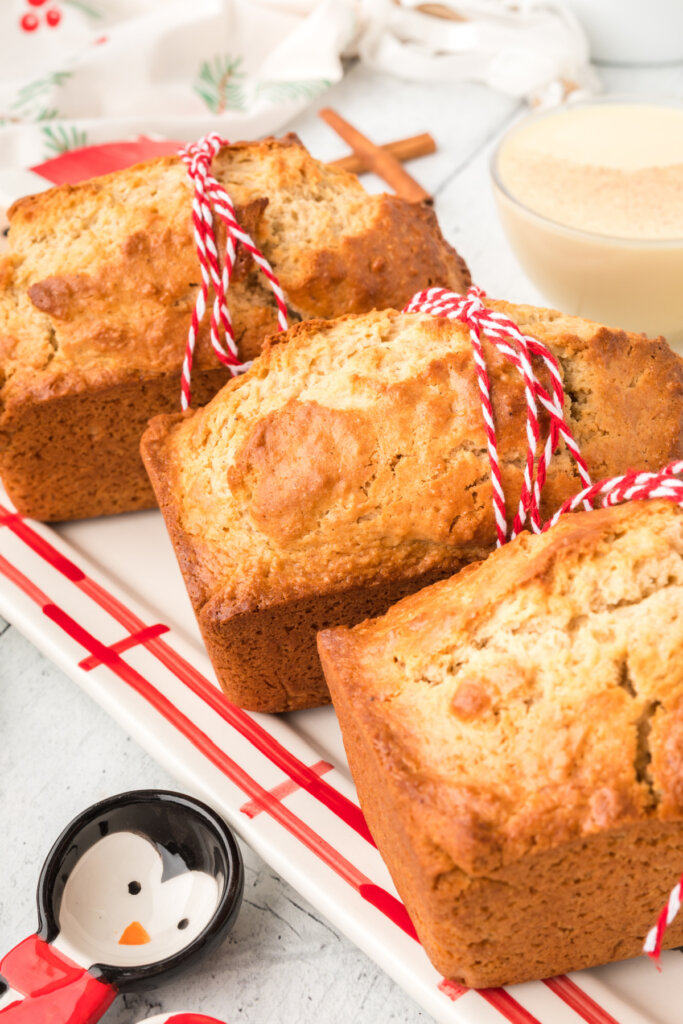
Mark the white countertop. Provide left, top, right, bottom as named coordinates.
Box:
left=2, top=58, right=682, bottom=1024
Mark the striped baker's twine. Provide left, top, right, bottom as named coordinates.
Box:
left=404, top=286, right=592, bottom=545
left=178, top=133, right=288, bottom=410
left=542, top=459, right=683, bottom=532
left=645, top=872, right=683, bottom=960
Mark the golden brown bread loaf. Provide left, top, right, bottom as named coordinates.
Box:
left=317, top=499, right=683, bottom=987
left=141, top=300, right=683, bottom=712
left=0, top=134, right=468, bottom=521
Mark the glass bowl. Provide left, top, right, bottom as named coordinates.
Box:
left=490, top=97, right=683, bottom=351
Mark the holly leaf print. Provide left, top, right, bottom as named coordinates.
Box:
left=42, top=124, right=88, bottom=156
left=194, top=54, right=246, bottom=114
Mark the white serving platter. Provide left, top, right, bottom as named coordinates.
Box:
left=1, top=484, right=682, bottom=1024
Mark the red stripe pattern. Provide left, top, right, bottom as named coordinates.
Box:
left=79, top=584, right=375, bottom=846
left=239, top=759, right=333, bottom=818
left=178, top=133, right=288, bottom=409
left=78, top=623, right=169, bottom=670
left=542, top=976, right=622, bottom=1024
left=0, top=502, right=374, bottom=847
left=479, top=989, right=543, bottom=1024
left=5, top=569, right=413, bottom=936
left=0, top=509, right=85, bottom=581
left=438, top=979, right=468, bottom=1002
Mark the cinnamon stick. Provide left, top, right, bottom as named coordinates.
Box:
left=319, top=108, right=432, bottom=204
left=329, top=132, right=436, bottom=174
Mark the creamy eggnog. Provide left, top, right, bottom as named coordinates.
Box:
left=492, top=101, right=683, bottom=349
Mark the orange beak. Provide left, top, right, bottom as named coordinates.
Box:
left=118, top=920, right=151, bottom=945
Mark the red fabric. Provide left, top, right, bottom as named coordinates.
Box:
left=30, top=138, right=184, bottom=186
left=0, top=935, right=115, bottom=1022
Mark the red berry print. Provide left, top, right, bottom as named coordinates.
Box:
left=20, top=13, right=39, bottom=31
left=46, top=7, right=62, bottom=26
left=27, top=0, right=49, bottom=6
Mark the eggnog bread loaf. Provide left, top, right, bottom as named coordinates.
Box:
left=0, top=134, right=468, bottom=521
left=317, top=499, right=683, bottom=987
left=141, top=300, right=683, bottom=712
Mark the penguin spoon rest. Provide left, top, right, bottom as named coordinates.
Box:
left=0, top=790, right=244, bottom=1022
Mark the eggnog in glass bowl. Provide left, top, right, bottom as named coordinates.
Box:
left=491, top=98, right=683, bottom=351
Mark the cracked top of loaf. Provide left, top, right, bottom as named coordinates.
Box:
left=318, top=499, right=683, bottom=873
left=0, top=135, right=468, bottom=414
left=141, top=299, right=683, bottom=621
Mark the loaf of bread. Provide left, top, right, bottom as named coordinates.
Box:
left=317, top=499, right=683, bottom=987
left=141, top=300, right=683, bottom=713
left=0, top=134, right=468, bottom=521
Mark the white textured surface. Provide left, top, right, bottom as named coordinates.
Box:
left=1, top=58, right=682, bottom=1024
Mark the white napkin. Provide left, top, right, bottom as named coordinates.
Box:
left=0, top=0, right=595, bottom=171
left=355, top=0, right=597, bottom=105
left=0, top=0, right=354, bottom=168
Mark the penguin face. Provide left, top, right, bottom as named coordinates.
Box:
left=56, top=832, right=220, bottom=967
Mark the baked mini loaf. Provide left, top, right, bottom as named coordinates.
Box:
left=0, top=134, right=468, bottom=521
left=141, top=300, right=683, bottom=712
left=317, top=499, right=683, bottom=987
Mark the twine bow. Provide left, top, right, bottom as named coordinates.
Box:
left=178, top=133, right=288, bottom=410
left=403, top=286, right=592, bottom=544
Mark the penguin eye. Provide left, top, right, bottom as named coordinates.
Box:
left=177, top=918, right=189, bottom=930
left=128, top=881, right=141, bottom=895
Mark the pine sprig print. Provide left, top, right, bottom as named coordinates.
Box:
left=62, top=0, right=104, bottom=18
left=9, top=71, right=73, bottom=121
left=194, top=55, right=246, bottom=114
left=41, top=124, right=88, bottom=156
left=256, top=78, right=332, bottom=104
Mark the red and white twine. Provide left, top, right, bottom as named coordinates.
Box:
left=403, top=286, right=592, bottom=545
left=645, top=871, right=683, bottom=960
left=543, top=459, right=683, bottom=532
left=178, top=133, right=288, bottom=409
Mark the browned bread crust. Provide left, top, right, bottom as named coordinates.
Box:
left=0, top=135, right=468, bottom=521
left=141, top=301, right=683, bottom=712
left=317, top=500, right=683, bottom=986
